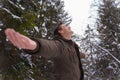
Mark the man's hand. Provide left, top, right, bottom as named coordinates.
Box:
left=5, top=28, right=37, bottom=50
left=84, top=54, right=89, bottom=58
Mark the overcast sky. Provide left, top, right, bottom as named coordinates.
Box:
left=64, top=0, right=92, bottom=35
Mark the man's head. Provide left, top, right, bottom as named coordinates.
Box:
left=54, top=23, right=73, bottom=40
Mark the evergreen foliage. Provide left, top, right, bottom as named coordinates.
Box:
left=0, top=0, right=71, bottom=80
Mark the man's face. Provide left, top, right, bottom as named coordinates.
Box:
left=59, top=24, right=73, bottom=36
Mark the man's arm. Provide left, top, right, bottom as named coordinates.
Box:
left=5, top=28, right=37, bottom=50
left=5, top=28, right=61, bottom=58
left=28, top=38, right=62, bottom=58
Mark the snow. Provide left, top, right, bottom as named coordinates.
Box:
left=2, top=8, right=21, bottom=19
left=38, top=1, right=42, bottom=5
left=34, top=26, right=39, bottom=32
left=117, top=44, right=120, bottom=49
left=8, top=0, right=25, bottom=10
left=112, top=41, right=117, bottom=45
left=18, top=3, right=25, bottom=10
left=0, top=4, right=3, bottom=8
left=8, top=0, right=19, bottom=9
left=17, top=0, right=21, bottom=3
left=0, top=21, right=3, bottom=27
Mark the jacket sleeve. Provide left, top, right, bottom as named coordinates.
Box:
left=23, top=38, right=62, bottom=59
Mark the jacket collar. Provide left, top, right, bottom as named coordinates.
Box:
left=54, top=35, right=73, bottom=44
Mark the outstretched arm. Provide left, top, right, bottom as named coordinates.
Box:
left=5, top=28, right=37, bottom=50
left=5, top=28, right=62, bottom=58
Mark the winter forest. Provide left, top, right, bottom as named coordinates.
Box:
left=0, top=0, right=120, bottom=80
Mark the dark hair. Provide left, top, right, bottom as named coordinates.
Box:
left=54, top=22, right=63, bottom=36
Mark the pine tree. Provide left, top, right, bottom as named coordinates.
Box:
left=0, top=0, right=71, bottom=80
left=95, top=0, right=120, bottom=79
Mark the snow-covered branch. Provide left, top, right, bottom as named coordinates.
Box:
left=89, top=41, right=120, bottom=64
left=2, top=8, right=21, bottom=20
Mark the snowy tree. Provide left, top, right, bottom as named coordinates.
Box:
left=74, top=0, right=120, bottom=80
left=0, top=0, right=71, bottom=80
left=95, top=0, right=120, bottom=79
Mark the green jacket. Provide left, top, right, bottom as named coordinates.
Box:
left=25, top=37, right=85, bottom=80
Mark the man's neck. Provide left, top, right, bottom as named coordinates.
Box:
left=62, top=35, right=72, bottom=40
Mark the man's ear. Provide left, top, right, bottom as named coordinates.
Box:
left=58, top=30, right=63, bottom=34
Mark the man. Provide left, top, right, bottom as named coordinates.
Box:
left=5, top=23, right=88, bottom=80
